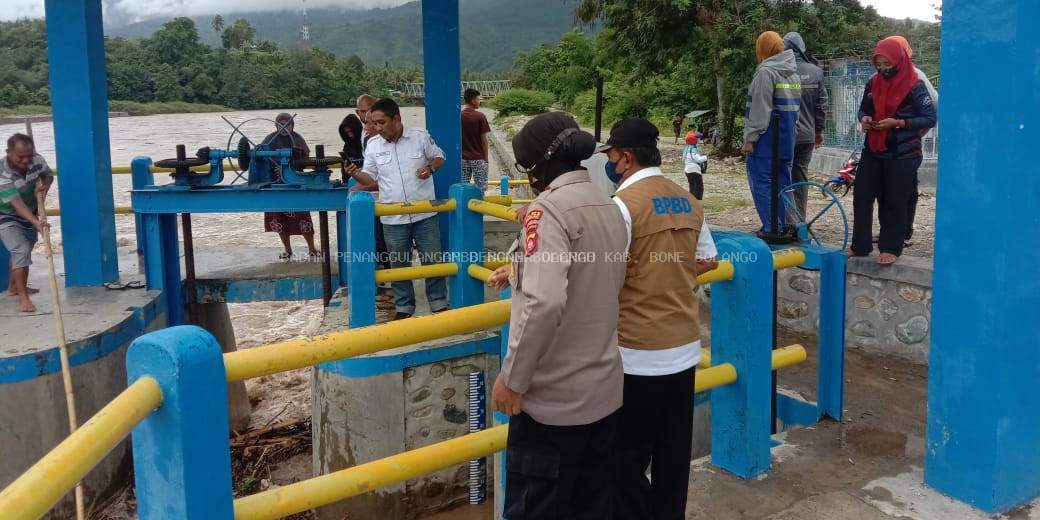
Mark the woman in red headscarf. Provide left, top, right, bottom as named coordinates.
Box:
left=849, top=38, right=937, bottom=265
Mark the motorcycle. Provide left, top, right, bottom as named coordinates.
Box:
left=823, top=151, right=860, bottom=196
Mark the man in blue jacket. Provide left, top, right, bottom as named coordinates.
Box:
left=784, top=32, right=828, bottom=221
left=742, top=31, right=801, bottom=235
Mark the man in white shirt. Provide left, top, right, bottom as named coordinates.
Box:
left=345, top=98, right=448, bottom=319
left=599, top=118, right=719, bottom=520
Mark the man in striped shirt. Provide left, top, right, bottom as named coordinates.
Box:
left=0, top=133, right=52, bottom=313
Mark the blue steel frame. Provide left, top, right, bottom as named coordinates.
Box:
left=45, top=0, right=119, bottom=286
left=131, top=157, right=353, bottom=327
left=423, top=0, right=463, bottom=253
left=925, top=0, right=1040, bottom=513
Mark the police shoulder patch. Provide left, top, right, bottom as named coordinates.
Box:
left=523, top=209, right=544, bottom=256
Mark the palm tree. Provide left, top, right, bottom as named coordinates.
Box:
left=211, top=15, right=225, bottom=35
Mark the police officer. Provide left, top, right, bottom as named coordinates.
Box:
left=488, top=112, right=629, bottom=519
left=599, top=119, right=720, bottom=520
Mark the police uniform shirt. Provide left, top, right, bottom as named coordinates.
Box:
left=612, top=166, right=718, bottom=376
left=362, top=127, right=445, bottom=225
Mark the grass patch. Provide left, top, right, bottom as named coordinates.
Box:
left=701, top=196, right=752, bottom=214
left=0, top=100, right=231, bottom=118
left=109, top=100, right=230, bottom=115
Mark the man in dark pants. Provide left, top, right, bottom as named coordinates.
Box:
left=487, top=112, right=629, bottom=519
left=784, top=32, right=828, bottom=221
left=600, top=119, right=720, bottom=520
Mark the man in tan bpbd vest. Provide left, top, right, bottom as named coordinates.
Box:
left=599, top=119, right=720, bottom=520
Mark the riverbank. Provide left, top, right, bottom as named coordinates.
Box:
left=0, top=100, right=232, bottom=121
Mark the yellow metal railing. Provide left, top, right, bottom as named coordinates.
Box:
left=467, top=199, right=519, bottom=223
left=0, top=377, right=163, bottom=519
left=773, top=249, right=806, bottom=270
left=52, top=163, right=245, bottom=176
left=222, top=300, right=511, bottom=382
left=232, top=345, right=807, bottom=520
left=488, top=179, right=530, bottom=185
left=45, top=206, right=134, bottom=217
left=468, top=264, right=494, bottom=283
left=234, top=425, right=509, bottom=520
left=375, top=263, right=458, bottom=284
left=374, top=199, right=458, bottom=217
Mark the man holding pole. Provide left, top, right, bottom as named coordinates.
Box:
left=0, top=133, right=52, bottom=313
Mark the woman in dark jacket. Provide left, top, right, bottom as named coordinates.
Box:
left=338, top=113, right=364, bottom=180
left=850, top=38, right=937, bottom=265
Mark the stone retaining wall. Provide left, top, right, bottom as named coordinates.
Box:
left=777, top=255, right=933, bottom=363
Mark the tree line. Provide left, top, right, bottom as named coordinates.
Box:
left=0, top=17, right=422, bottom=111
left=506, top=0, right=940, bottom=152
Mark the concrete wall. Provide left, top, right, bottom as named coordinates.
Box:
left=809, top=146, right=937, bottom=187
left=776, top=255, right=933, bottom=363
left=0, top=298, right=167, bottom=519
left=313, top=336, right=500, bottom=520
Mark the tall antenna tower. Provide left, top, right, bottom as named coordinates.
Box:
left=301, top=0, right=311, bottom=50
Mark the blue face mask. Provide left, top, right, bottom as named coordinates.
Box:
left=605, top=161, right=623, bottom=184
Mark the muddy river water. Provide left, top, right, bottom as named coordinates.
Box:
left=0, top=106, right=502, bottom=346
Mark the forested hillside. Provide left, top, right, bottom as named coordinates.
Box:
left=0, top=17, right=418, bottom=110
left=104, top=0, right=588, bottom=73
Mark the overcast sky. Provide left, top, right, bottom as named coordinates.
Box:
left=2, top=0, right=942, bottom=23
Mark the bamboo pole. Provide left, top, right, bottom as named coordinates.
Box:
left=36, top=191, right=85, bottom=520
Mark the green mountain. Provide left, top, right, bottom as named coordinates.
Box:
left=104, top=0, right=592, bottom=73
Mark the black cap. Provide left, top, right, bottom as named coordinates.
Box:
left=596, top=118, right=659, bottom=153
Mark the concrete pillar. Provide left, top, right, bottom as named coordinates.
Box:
left=924, top=0, right=1040, bottom=513
left=312, top=312, right=500, bottom=519
left=191, top=302, right=253, bottom=432
left=421, top=0, right=462, bottom=251
left=44, top=0, right=118, bottom=286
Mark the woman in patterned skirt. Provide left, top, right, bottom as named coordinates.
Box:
left=264, top=113, right=319, bottom=260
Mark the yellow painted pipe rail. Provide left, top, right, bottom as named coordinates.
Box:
left=234, top=344, right=807, bottom=519
left=234, top=425, right=509, bottom=520
left=468, top=264, right=494, bottom=283
left=696, top=344, right=807, bottom=383
left=695, top=363, right=738, bottom=393
left=697, top=260, right=735, bottom=284
left=45, top=206, right=134, bottom=217
left=484, top=194, right=512, bottom=206
left=773, top=249, right=806, bottom=270
left=488, top=179, right=531, bottom=185
left=375, top=263, right=458, bottom=284
left=52, top=163, right=243, bottom=176
left=223, top=299, right=511, bottom=382
left=694, top=345, right=807, bottom=392
left=484, top=259, right=510, bottom=270
left=374, top=199, right=457, bottom=217
left=467, top=199, right=519, bottom=223
left=0, top=377, right=163, bottom=519
left=512, top=199, right=534, bottom=205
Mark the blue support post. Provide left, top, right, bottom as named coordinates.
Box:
left=709, top=232, right=775, bottom=479
left=499, top=175, right=509, bottom=197
left=815, top=247, right=846, bottom=420
left=44, top=0, right=118, bottom=286
left=422, top=0, right=462, bottom=252
left=925, top=0, right=1040, bottom=512
left=336, top=210, right=348, bottom=288
left=131, top=157, right=155, bottom=274
left=347, top=192, right=376, bottom=328
left=142, top=213, right=183, bottom=326
left=449, top=184, right=484, bottom=309
left=126, top=326, right=234, bottom=519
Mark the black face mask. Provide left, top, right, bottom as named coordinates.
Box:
left=880, top=67, right=897, bottom=79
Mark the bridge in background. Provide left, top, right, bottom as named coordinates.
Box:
left=402, top=80, right=512, bottom=99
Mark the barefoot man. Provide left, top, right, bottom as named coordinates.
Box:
left=1, top=133, right=52, bottom=313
